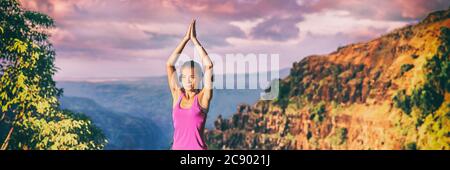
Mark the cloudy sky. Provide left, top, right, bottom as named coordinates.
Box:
left=19, top=0, right=450, bottom=81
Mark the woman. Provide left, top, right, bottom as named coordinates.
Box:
left=166, top=19, right=213, bottom=150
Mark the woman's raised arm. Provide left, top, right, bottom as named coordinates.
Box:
left=166, top=20, right=193, bottom=100
left=190, top=20, right=213, bottom=110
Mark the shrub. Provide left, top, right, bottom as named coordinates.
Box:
left=405, top=142, right=417, bottom=150
left=310, top=102, right=326, bottom=123
left=393, top=89, right=412, bottom=115
left=410, top=83, right=443, bottom=116
left=400, top=64, right=414, bottom=76
left=329, top=127, right=348, bottom=146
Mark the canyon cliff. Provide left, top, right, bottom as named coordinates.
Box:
left=206, top=8, right=450, bottom=150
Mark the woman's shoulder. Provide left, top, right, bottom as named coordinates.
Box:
left=174, top=89, right=179, bottom=96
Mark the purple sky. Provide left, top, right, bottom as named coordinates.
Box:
left=19, top=0, right=450, bottom=81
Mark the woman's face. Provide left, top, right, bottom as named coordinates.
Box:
left=181, top=67, right=201, bottom=91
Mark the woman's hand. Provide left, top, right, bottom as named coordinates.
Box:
left=182, top=19, right=194, bottom=42
left=190, top=19, right=200, bottom=45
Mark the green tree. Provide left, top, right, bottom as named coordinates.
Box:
left=0, top=0, right=106, bottom=149
left=393, top=89, right=412, bottom=115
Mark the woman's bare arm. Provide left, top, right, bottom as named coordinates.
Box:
left=166, top=21, right=193, bottom=101
left=191, top=20, right=213, bottom=110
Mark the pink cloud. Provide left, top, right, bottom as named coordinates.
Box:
left=15, top=0, right=450, bottom=79
left=393, top=0, right=447, bottom=19
left=302, top=0, right=449, bottom=20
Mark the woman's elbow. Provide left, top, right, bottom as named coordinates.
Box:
left=205, top=63, right=213, bottom=70
left=166, top=62, right=175, bottom=68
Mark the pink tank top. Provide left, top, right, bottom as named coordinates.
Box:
left=172, top=91, right=208, bottom=150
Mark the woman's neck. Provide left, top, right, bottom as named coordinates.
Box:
left=184, top=90, right=196, bottom=99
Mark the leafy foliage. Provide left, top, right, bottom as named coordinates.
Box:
left=394, top=27, right=449, bottom=116
left=410, top=83, right=444, bottom=116
left=393, top=89, right=412, bottom=115
left=329, top=127, right=348, bottom=146
left=310, top=102, right=326, bottom=123
left=393, top=27, right=450, bottom=149
left=399, top=64, right=414, bottom=76
left=416, top=102, right=450, bottom=150
left=404, top=142, right=417, bottom=150
left=0, top=0, right=106, bottom=150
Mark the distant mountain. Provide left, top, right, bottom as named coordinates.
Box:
left=59, top=96, right=167, bottom=149
left=57, top=68, right=290, bottom=149
left=206, top=8, right=450, bottom=150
